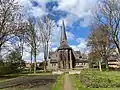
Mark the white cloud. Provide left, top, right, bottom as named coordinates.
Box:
left=22, top=43, right=44, bottom=62
left=51, top=47, right=57, bottom=51
left=66, top=31, right=75, bottom=41
left=57, top=19, right=76, bottom=41
left=1, top=0, right=93, bottom=61
left=30, top=6, right=46, bottom=18
left=50, top=21, right=76, bottom=47
left=49, top=19, right=88, bottom=54
left=57, top=18, right=68, bottom=26
left=31, top=0, right=57, bottom=4
left=70, top=38, right=89, bottom=54
left=1, top=37, right=89, bottom=62
left=22, top=51, right=30, bottom=61
left=50, top=28, right=89, bottom=54
left=56, top=0, right=98, bottom=27
left=17, top=0, right=47, bottom=18
left=50, top=25, right=61, bottom=46
left=1, top=40, right=44, bottom=62
left=1, top=40, right=24, bottom=58
left=23, top=52, right=44, bottom=62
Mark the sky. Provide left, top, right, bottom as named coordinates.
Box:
left=13, top=0, right=99, bottom=62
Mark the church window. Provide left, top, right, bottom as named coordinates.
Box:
left=52, top=63, right=56, bottom=66
left=82, top=63, right=85, bottom=65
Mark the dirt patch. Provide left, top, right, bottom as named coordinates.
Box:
left=0, top=75, right=58, bottom=90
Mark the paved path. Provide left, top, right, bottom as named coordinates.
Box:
left=63, top=74, right=75, bottom=90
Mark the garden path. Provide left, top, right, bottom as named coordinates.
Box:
left=63, top=74, right=75, bottom=90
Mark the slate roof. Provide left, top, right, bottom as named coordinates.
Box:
left=50, top=59, right=58, bottom=63
left=57, top=45, right=72, bottom=50
left=75, top=59, right=88, bottom=63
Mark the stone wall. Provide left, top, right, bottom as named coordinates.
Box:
left=47, top=60, right=58, bottom=71
left=75, top=62, right=89, bottom=68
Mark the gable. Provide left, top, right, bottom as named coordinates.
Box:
left=49, top=51, right=58, bottom=59
left=73, top=51, right=81, bottom=59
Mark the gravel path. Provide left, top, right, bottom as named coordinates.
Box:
left=63, top=74, right=75, bottom=90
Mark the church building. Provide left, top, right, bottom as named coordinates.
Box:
left=47, top=21, right=88, bottom=71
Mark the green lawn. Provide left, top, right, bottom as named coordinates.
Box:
left=70, top=75, right=85, bottom=89
left=77, top=88, right=120, bottom=90
left=51, top=74, right=64, bottom=90
left=71, top=69, right=120, bottom=90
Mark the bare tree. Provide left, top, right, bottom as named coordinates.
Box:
left=88, top=50, right=101, bottom=70
left=25, top=19, right=35, bottom=73
left=88, top=24, right=115, bottom=70
left=94, top=0, right=120, bottom=53
left=0, top=0, right=22, bottom=52
left=25, top=18, right=41, bottom=74
left=15, top=22, right=27, bottom=71
left=37, top=16, right=55, bottom=72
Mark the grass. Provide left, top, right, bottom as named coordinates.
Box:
left=70, top=74, right=85, bottom=89
left=72, top=69, right=120, bottom=90
left=75, top=88, right=120, bottom=90
left=51, top=74, right=64, bottom=90
left=80, top=69, right=120, bottom=88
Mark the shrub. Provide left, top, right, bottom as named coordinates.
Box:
left=0, top=49, right=26, bottom=75
left=0, top=63, right=20, bottom=75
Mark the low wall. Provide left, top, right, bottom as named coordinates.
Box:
left=69, top=70, right=80, bottom=74
left=52, top=71, right=64, bottom=75
left=52, top=70, right=80, bottom=75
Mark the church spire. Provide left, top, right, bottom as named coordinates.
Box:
left=60, top=20, right=68, bottom=46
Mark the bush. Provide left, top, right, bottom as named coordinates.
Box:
left=0, top=49, right=26, bottom=75
left=0, top=63, right=20, bottom=75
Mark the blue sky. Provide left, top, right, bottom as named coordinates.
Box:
left=15, top=0, right=99, bottom=61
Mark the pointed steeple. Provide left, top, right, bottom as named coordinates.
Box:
left=60, top=20, right=68, bottom=46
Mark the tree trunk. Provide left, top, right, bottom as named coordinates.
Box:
left=0, top=47, right=2, bottom=59
left=34, top=49, right=37, bottom=74
left=30, top=47, right=32, bottom=73
left=105, top=57, right=109, bottom=71
left=99, top=58, right=102, bottom=71
left=46, top=41, right=49, bottom=60
left=0, top=43, right=3, bottom=52
left=44, top=43, right=47, bottom=72
left=19, top=38, right=24, bottom=73
left=113, top=38, right=120, bottom=54
left=44, top=61, right=46, bottom=72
